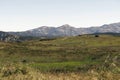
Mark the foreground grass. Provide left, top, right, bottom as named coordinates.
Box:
left=0, top=65, right=119, bottom=80
left=0, top=34, right=120, bottom=80
left=1, top=72, right=120, bottom=80
left=0, top=62, right=119, bottom=80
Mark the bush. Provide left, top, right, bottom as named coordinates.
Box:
left=95, top=35, right=99, bottom=37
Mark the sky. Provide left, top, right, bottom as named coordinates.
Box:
left=0, top=0, right=120, bottom=31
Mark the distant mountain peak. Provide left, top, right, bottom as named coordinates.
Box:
left=40, top=26, right=49, bottom=28
left=59, top=24, right=74, bottom=28
left=62, top=24, right=71, bottom=26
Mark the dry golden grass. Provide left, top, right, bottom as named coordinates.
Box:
left=0, top=69, right=120, bottom=80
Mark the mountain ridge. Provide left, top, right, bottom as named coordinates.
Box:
left=0, top=22, right=120, bottom=41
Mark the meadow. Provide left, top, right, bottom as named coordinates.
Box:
left=0, top=34, right=120, bottom=80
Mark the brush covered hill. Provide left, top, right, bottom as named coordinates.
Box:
left=0, top=34, right=120, bottom=80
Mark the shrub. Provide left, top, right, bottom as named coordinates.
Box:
left=95, top=35, right=99, bottom=37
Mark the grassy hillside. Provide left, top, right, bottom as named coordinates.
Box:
left=0, top=34, right=120, bottom=80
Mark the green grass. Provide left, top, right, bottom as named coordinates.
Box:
left=0, top=34, right=120, bottom=74
left=30, top=60, right=101, bottom=72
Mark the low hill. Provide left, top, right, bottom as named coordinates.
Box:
left=0, top=31, right=20, bottom=42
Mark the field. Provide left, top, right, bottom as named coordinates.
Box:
left=0, top=34, right=120, bottom=80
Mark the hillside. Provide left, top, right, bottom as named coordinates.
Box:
left=0, top=31, right=20, bottom=42
left=0, top=34, right=119, bottom=80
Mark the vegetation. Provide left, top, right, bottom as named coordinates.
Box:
left=0, top=34, right=120, bottom=80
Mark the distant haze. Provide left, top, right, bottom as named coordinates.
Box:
left=0, top=0, right=120, bottom=31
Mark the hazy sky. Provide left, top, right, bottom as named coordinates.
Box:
left=0, top=0, right=120, bottom=31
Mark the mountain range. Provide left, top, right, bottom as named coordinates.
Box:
left=9, top=22, right=120, bottom=37
left=0, top=22, right=120, bottom=42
